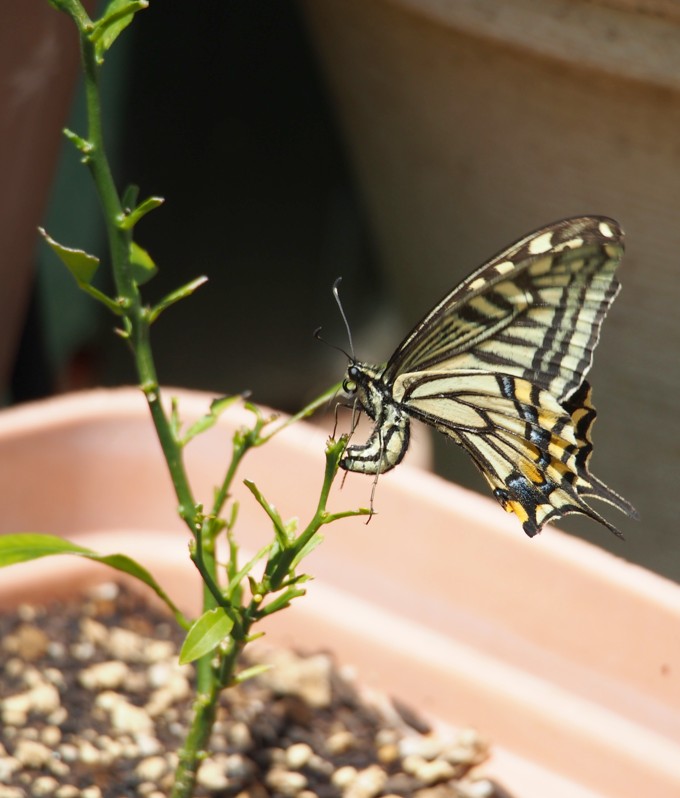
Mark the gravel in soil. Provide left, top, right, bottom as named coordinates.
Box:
left=0, top=583, right=513, bottom=798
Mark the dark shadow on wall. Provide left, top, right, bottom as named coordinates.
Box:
left=15, top=0, right=381, bottom=410
left=104, top=0, right=381, bottom=409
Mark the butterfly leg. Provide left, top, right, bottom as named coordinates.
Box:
left=340, top=404, right=411, bottom=520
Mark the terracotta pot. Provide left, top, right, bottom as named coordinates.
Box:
left=0, top=388, right=679, bottom=798
left=297, top=0, right=680, bottom=577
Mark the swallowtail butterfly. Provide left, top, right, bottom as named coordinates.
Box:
left=339, top=216, right=637, bottom=537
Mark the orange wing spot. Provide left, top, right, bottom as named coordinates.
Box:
left=506, top=500, right=530, bottom=524
left=550, top=459, right=572, bottom=478
left=519, top=458, right=544, bottom=485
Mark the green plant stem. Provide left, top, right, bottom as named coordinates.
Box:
left=171, top=679, right=220, bottom=798
left=211, top=428, right=257, bottom=524
left=134, top=325, right=197, bottom=527
left=50, top=8, right=363, bottom=798
left=265, top=437, right=345, bottom=589
left=191, top=524, right=227, bottom=612
left=62, top=8, right=221, bottom=793
left=174, top=587, right=254, bottom=795
left=78, top=18, right=132, bottom=300
left=217, top=622, right=250, bottom=687
left=70, top=1, right=199, bottom=535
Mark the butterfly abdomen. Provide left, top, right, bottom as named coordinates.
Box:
left=340, top=363, right=411, bottom=475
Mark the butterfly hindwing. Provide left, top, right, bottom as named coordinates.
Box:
left=393, top=369, right=633, bottom=536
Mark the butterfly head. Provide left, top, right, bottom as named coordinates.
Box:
left=342, top=361, right=387, bottom=422
left=342, top=363, right=361, bottom=396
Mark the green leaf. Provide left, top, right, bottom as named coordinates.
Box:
left=121, top=183, right=140, bottom=210
left=233, top=663, right=272, bottom=685
left=148, top=277, right=208, bottom=325
left=119, top=196, right=164, bottom=230
left=40, top=227, right=123, bottom=315
left=180, top=393, right=245, bottom=446
left=63, top=128, right=93, bottom=157
left=179, top=607, right=234, bottom=665
left=0, top=534, right=188, bottom=629
left=323, top=507, right=372, bottom=523
left=40, top=227, right=99, bottom=285
left=225, top=541, right=272, bottom=602
left=91, top=0, right=148, bottom=62
left=258, top=585, right=307, bottom=617
left=244, top=480, right=289, bottom=547
left=83, top=284, right=127, bottom=316
left=129, top=240, right=157, bottom=285
left=289, top=533, right=324, bottom=571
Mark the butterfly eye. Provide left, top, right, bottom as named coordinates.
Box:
left=343, top=379, right=357, bottom=394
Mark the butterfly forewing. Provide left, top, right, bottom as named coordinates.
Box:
left=383, top=217, right=623, bottom=403
left=340, top=216, right=636, bottom=537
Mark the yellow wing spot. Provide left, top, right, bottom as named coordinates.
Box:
left=548, top=440, right=573, bottom=463
left=519, top=458, right=544, bottom=485
left=469, top=295, right=507, bottom=318
left=548, top=459, right=572, bottom=479
left=513, top=379, right=532, bottom=406
left=528, top=231, right=554, bottom=255
left=537, top=409, right=562, bottom=433
left=553, top=236, right=584, bottom=252
left=469, top=276, right=487, bottom=290
left=506, top=500, right=530, bottom=524
left=527, top=256, right=553, bottom=275
left=598, top=221, right=614, bottom=238
left=494, top=260, right=515, bottom=275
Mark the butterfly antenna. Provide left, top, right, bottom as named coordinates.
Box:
left=313, top=327, right=352, bottom=361
left=332, top=277, right=356, bottom=360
